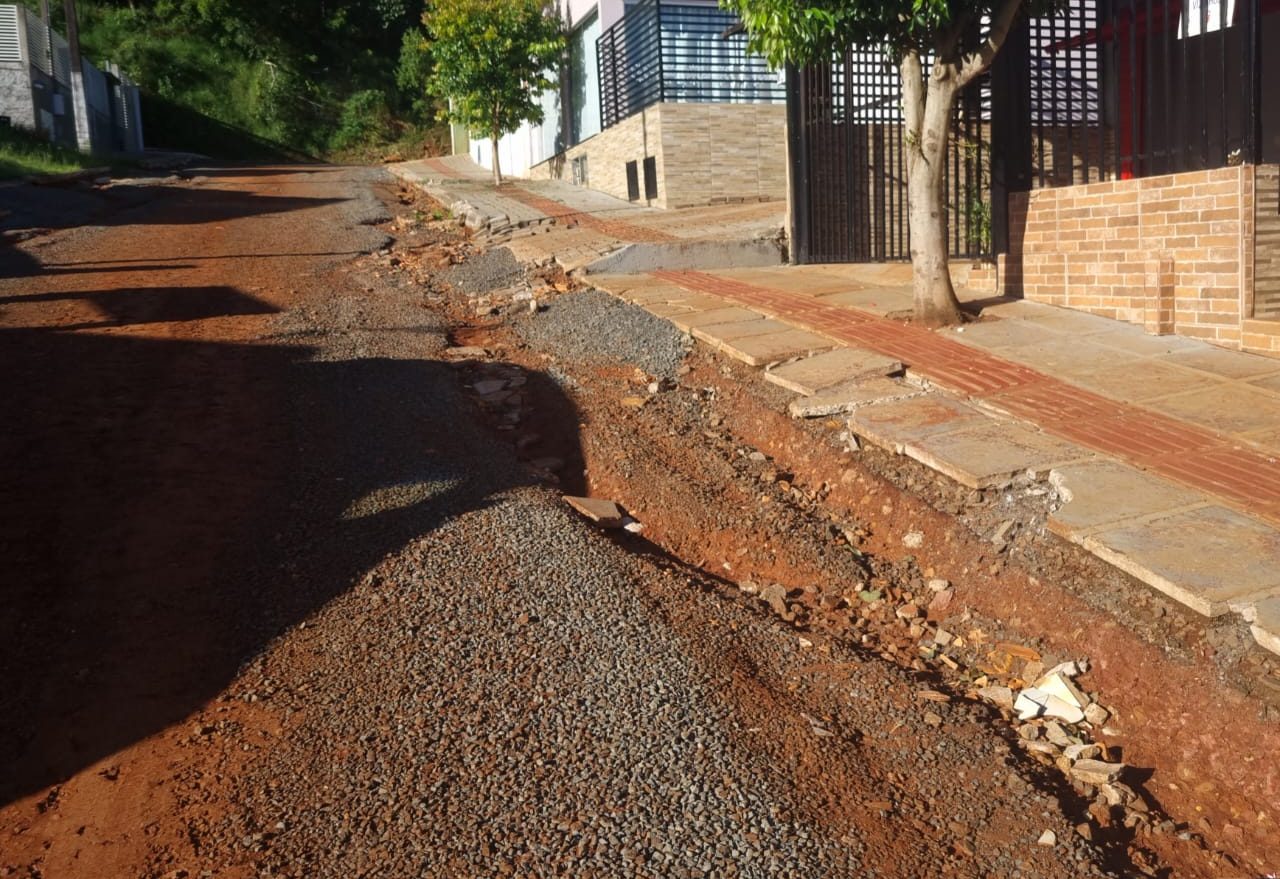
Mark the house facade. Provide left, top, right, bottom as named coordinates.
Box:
left=0, top=4, right=144, bottom=155
left=788, top=0, right=1280, bottom=355
left=467, top=0, right=787, bottom=208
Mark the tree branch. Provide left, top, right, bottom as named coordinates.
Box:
left=957, top=0, right=1022, bottom=87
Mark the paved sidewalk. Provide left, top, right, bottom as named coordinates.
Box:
left=390, top=156, right=785, bottom=273
left=588, top=265, right=1280, bottom=656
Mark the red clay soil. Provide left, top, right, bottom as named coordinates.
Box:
left=0, top=166, right=378, bottom=877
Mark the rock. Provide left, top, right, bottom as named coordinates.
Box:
left=1084, top=703, right=1110, bottom=726
left=444, top=346, right=489, bottom=359
left=896, top=603, right=920, bottom=620
left=902, top=531, right=924, bottom=549
left=1015, top=687, right=1085, bottom=724
left=1037, top=829, right=1056, bottom=847
left=1017, top=723, right=1040, bottom=741
left=563, top=496, right=626, bottom=527
left=472, top=379, right=507, bottom=396
left=991, top=520, right=1016, bottom=545
left=1063, top=743, right=1101, bottom=762
left=620, top=396, right=647, bottom=408
left=923, top=711, right=943, bottom=727
left=928, top=588, right=954, bottom=613
left=1070, top=759, right=1124, bottom=786
left=927, top=578, right=950, bottom=592
left=977, top=685, right=1014, bottom=710
left=1075, top=822, right=1093, bottom=841
left=933, top=628, right=954, bottom=647
left=760, top=583, right=789, bottom=617
left=1035, top=671, right=1087, bottom=710
left=1043, top=721, right=1076, bottom=747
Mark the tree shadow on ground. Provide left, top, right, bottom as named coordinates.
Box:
left=0, top=315, right=584, bottom=805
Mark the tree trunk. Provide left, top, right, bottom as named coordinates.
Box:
left=490, top=131, right=502, bottom=186
left=901, top=53, right=963, bottom=326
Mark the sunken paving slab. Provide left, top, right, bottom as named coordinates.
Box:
left=1047, top=460, right=1212, bottom=538
left=691, top=317, right=791, bottom=346
left=788, top=377, right=926, bottom=419
left=669, top=306, right=767, bottom=332
left=715, top=328, right=837, bottom=368
left=900, top=421, right=1092, bottom=489
left=1252, top=597, right=1280, bottom=655
left=846, top=394, right=990, bottom=453
left=1081, top=506, right=1280, bottom=618
left=765, top=347, right=904, bottom=396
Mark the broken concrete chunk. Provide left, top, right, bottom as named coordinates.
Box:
left=1014, top=687, right=1086, bottom=724
left=977, top=686, right=1014, bottom=710
left=1035, top=672, right=1088, bottom=711
left=1063, top=743, right=1101, bottom=762
left=1070, top=759, right=1125, bottom=786
left=563, top=496, right=626, bottom=527
left=1037, top=829, right=1057, bottom=847
left=1084, top=703, right=1110, bottom=726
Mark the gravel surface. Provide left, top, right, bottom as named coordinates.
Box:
left=443, top=244, right=525, bottom=294
left=516, top=288, right=692, bottom=379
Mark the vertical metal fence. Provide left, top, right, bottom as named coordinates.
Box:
left=597, top=0, right=784, bottom=129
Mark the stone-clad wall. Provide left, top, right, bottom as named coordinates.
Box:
left=528, top=101, right=786, bottom=209
left=0, top=64, right=35, bottom=130
left=1007, top=165, right=1258, bottom=350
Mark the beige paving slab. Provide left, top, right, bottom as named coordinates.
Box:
left=1065, top=362, right=1229, bottom=404
left=946, top=319, right=1065, bottom=350
left=998, top=337, right=1146, bottom=379
left=1251, top=596, right=1280, bottom=655
left=1248, top=372, right=1280, bottom=394
left=691, top=318, right=790, bottom=345
left=788, top=377, right=926, bottom=418
left=765, top=347, right=903, bottom=395
left=1082, top=506, right=1280, bottom=617
left=1047, top=460, right=1211, bottom=538
left=1084, top=327, right=1204, bottom=356
left=846, top=394, right=990, bottom=453
left=712, top=267, right=858, bottom=296
left=815, top=287, right=914, bottom=315
left=1011, top=307, right=1124, bottom=336
left=1160, top=346, right=1280, bottom=380
left=716, top=328, right=836, bottom=367
left=901, top=421, right=1091, bottom=489
left=1155, top=384, right=1280, bottom=436
left=670, top=306, right=766, bottom=332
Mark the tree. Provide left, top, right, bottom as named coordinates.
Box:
left=424, top=0, right=565, bottom=185
left=722, top=0, right=1055, bottom=325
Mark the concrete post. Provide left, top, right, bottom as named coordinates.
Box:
left=62, top=0, right=93, bottom=153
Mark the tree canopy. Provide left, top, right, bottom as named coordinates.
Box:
left=425, top=0, right=565, bottom=182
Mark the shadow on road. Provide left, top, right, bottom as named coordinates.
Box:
left=0, top=314, right=584, bottom=805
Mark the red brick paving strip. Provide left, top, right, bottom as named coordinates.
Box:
left=652, top=269, right=1280, bottom=521
left=503, top=187, right=677, bottom=244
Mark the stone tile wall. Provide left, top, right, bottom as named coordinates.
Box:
left=527, top=101, right=786, bottom=209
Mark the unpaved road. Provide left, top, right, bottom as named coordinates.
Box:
left=0, top=166, right=1265, bottom=877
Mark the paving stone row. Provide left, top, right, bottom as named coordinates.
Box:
left=503, top=187, right=677, bottom=244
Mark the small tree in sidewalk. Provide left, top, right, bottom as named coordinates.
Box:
left=424, top=0, right=565, bottom=186
left=723, top=0, right=1057, bottom=326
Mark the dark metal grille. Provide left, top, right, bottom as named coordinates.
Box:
left=625, top=159, right=640, bottom=201
left=787, top=54, right=991, bottom=264
left=598, top=0, right=785, bottom=129
left=1022, top=0, right=1262, bottom=184
left=643, top=155, right=659, bottom=200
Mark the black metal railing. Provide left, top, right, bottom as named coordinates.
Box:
left=1011, top=0, right=1265, bottom=187
left=598, top=0, right=785, bottom=129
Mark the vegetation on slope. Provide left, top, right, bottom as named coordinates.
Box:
left=21, top=0, right=447, bottom=160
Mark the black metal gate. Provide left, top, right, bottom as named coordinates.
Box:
left=787, top=54, right=992, bottom=264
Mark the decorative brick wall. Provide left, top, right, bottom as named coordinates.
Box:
left=1007, top=165, right=1256, bottom=349
left=527, top=101, right=786, bottom=209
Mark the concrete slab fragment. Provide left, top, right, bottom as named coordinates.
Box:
left=691, top=318, right=790, bottom=345
left=716, top=329, right=836, bottom=367
left=846, top=394, right=989, bottom=453
left=1161, top=346, right=1280, bottom=380
left=788, top=377, right=925, bottom=418
left=1250, top=596, right=1280, bottom=656
left=766, top=347, right=904, bottom=395
left=902, top=422, right=1091, bottom=489
left=1082, top=506, right=1280, bottom=617
left=1047, top=460, right=1210, bottom=537
left=670, top=306, right=766, bottom=331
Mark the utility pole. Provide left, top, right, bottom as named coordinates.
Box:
left=62, top=0, right=93, bottom=153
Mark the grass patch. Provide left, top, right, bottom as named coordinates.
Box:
left=0, top=126, right=105, bottom=180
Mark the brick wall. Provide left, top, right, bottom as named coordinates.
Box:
left=527, top=101, right=786, bottom=209
left=1008, top=165, right=1256, bottom=349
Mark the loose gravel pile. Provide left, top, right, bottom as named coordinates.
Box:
left=516, top=288, right=691, bottom=379
left=443, top=245, right=525, bottom=294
